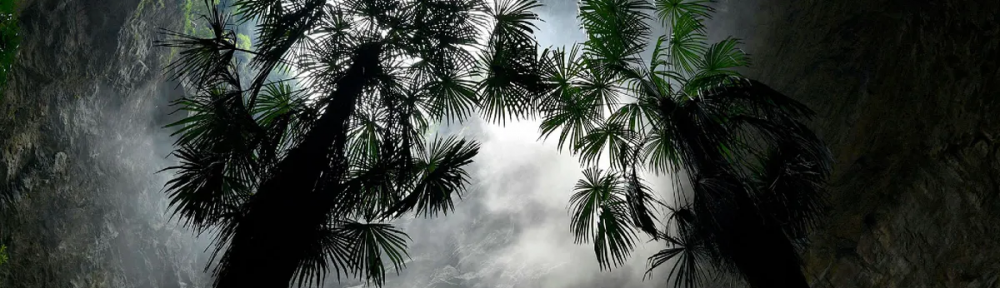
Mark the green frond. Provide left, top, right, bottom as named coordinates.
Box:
left=579, top=63, right=624, bottom=111
left=593, top=198, right=638, bottom=270
left=166, top=87, right=261, bottom=150
left=337, top=221, right=411, bottom=286
left=347, top=109, right=386, bottom=163
left=254, top=81, right=308, bottom=126
left=642, top=127, right=683, bottom=175
left=158, top=2, right=240, bottom=88
left=646, top=243, right=707, bottom=288
left=650, top=35, right=672, bottom=72
left=232, top=0, right=281, bottom=22
left=653, top=0, right=712, bottom=26
left=608, top=99, right=658, bottom=134
left=344, top=154, right=403, bottom=221
left=668, top=13, right=707, bottom=75
left=474, top=0, right=546, bottom=124
left=291, top=225, right=353, bottom=287
left=623, top=170, right=661, bottom=237
left=389, top=136, right=480, bottom=218
left=574, top=121, right=636, bottom=170
left=422, top=69, right=478, bottom=121
left=537, top=96, right=601, bottom=153
left=579, top=0, right=652, bottom=70
left=489, top=0, right=542, bottom=44
left=477, top=41, right=542, bottom=123
left=568, top=168, right=638, bottom=270
left=162, top=146, right=250, bottom=232
left=694, top=37, right=749, bottom=78
left=408, top=0, right=485, bottom=74
left=537, top=44, right=587, bottom=113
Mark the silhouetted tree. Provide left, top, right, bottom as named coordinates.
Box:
left=534, top=0, right=832, bottom=287
left=158, top=0, right=545, bottom=287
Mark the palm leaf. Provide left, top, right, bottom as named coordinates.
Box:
left=162, top=146, right=250, bottom=232
left=653, top=0, right=712, bottom=26
left=291, top=225, right=354, bottom=287
left=579, top=0, right=651, bottom=70
left=568, top=168, right=637, bottom=270
left=623, top=170, right=661, bottom=237
left=668, top=13, right=707, bottom=75
left=574, top=121, right=635, bottom=170
left=388, top=136, right=480, bottom=218
left=477, top=0, right=545, bottom=124
left=337, top=221, right=411, bottom=286
left=752, top=140, right=831, bottom=239
left=159, top=2, right=241, bottom=89
left=695, top=37, right=749, bottom=78
left=422, top=69, right=478, bottom=121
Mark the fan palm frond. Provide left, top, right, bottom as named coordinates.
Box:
left=579, top=0, right=652, bottom=71
left=668, top=13, right=707, bottom=75
left=695, top=37, right=749, bottom=78
left=388, top=136, right=480, bottom=218
left=568, top=168, right=639, bottom=270
left=162, top=146, right=249, bottom=232
left=338, top=221, right=411, bottom=287
left=653, top=0, right=712, bottom=26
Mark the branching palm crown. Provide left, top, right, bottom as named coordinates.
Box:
left=158, top=0, right=547, bottom=287
left=534, top=0, right=832, bottom=287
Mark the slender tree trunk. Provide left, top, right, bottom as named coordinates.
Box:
left=727, top=187, right=811, bottom=288
left=662, top=99, right=812, bottom=288
left=214, top=44, right=383, bottom=288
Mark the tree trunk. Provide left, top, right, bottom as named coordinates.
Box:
left=213, top=44, right=383, bottom=288
left=662, top=99, right=812, bottom=288
left=728, top=190, right=811, bottom=288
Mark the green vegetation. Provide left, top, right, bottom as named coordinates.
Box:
left=541, top=0, right=831, bottom=287
left=235, top=33, right=250, bottom=50
left=181, top=0, right=195, bottom=35
left=158, top=0, right=543, bottom=287
left=0, top=0, right=20, bottom=97
left=0, top=244, right=8, bottom=267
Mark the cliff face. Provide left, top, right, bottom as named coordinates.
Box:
left=722, top=0, right=1000, bottom=287
left=0, top=0, right=211, bottom=287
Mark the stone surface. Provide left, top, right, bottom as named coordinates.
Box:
left=717, top=0, right=1000, bottom=287
left=0, top=0, right=211, bottom=287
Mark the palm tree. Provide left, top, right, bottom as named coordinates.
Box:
left=534, top=0, right=832, bottom=287
left=157, top=0, right=546, bottom=287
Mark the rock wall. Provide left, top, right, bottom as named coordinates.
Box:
left=720, top=0, right=1000, bottom=287
left=0, top=0, right=211, bottom=287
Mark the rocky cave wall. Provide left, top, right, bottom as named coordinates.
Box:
left=721, top=0, right=1000, bottom=287
left=0, top=0, right=211, bottom=287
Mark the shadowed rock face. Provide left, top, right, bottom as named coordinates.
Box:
left=0, top=0, right=211, bottom=287
left=718, top=0, right=1000, bottom=287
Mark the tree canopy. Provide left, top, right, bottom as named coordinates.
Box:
left=532, top=0, right=832, bottom=287
left=159, top=0, right=548, bottom=287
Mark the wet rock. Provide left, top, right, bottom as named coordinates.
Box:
left=0, top=0, right=212, bottom=287
left=718, top=0, right=1000, bottom=286
left=52, top=152, right=67, bottom=174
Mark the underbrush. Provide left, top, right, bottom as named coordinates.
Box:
left=0, top=0, right=19, bottom=99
